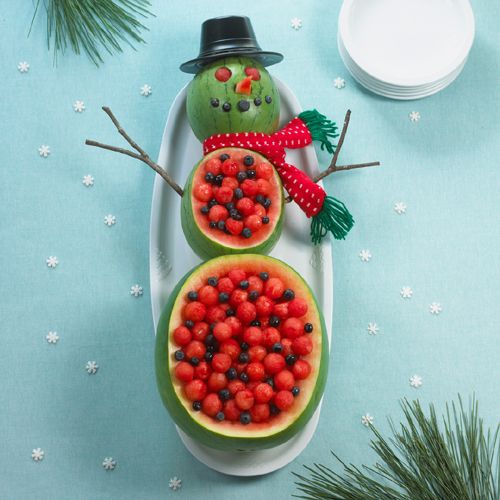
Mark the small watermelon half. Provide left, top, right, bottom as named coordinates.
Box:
left=181, top=147, right=284, bottom=260
left=155, top=254, right=329, bottom=451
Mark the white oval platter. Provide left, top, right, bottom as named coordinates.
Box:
left=149, top=77, right=333, bottom=476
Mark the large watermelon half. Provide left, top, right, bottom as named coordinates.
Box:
left=181, top=147, right=284, bottom=260
left=155, top=254, right=329, bottom=451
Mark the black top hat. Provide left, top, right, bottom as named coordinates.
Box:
left=180, top=16, right=283, bottom=74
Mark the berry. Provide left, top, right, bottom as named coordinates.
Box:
left=274, top=370, right=295, bottom=391
left=204, top=352, right=214, bottom=362
left=187, top=291, right=198, bottom=301
left=272, top=342, right=283, bottom=353
left=190, top=357, right=200, bottom=366
left=202, top=393, right=223, bottom=417
left=285, top=354, right=297, bottom=366
left=174, top=350, right=185, bottom=361
left=209, top=221, right=217, bottom=228
left=240, top=342, right=249, bottom=351
left=259, top=272, right=269, bottom=281
left=218, top=388, right=231, bottom=401
left=248, top=290, right=259, bottom=302
left=174, top=361, right=194, bottom=382
left=270, top=403, right=280, bottom=415
left=246, top=169, right=256, bottom=179
left=218, top=292, right=229, bottom=303
left=291, top=386, right=300, bottom=397
left=226, top=367, right=237, bottom=380
left=262, top=198, right=272, bottom=209
left=269, top=316, right=280, bottom=327
left=215, top=174, right=224, bottom=186
left=236, top=171, right=247, bottom=183
left=254, top=97, right=262, bottom=106
left=243, top=155, right=255, bottom=166
left=235, top=389, right=254, bottom=410
left=192, top=401, right=202, bottom=411
left=240, top=412, right=251, bottom=425
left=234, top=187, right=244, bottom=199
left=274, top=390, right=294, bottom=411
left=238, top=352, right=249, bottom=364
left=283, top=289, right=295, bottom=301
left=215, top=411, right=225, bottom=421
left=242, top=228, right=252, bottom=238
left=184, top=320, right=195, bottom=329
left=239, top=280, right=249, bottom=290
left=219, top=153, right=230, bottom=161
left=205, top=172, right=215, bottom=183
left=249, top=319, right=261, bottom=327
left=239, top=372, right=249, bottom=383
left=262, top=216, right=270, bottom=224
left=184, top=379, right=207, bottom=401
left=304, top=323, right=314, bottom=333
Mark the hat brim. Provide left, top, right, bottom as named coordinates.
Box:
left=180, top=49, right=284, bottom=74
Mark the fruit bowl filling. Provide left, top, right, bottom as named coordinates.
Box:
left=193, top=151, right=279, bottom=240
left=171, top=269, right=314, bottom=425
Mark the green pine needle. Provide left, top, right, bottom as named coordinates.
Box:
left=293, top=397, right=500, bottom=500
left=30, top=0, right=154, bottom=65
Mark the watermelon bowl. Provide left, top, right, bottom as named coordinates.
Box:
left=150, top=78, right=333, bottom=475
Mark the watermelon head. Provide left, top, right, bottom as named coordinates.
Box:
left=187, top=56, right=280, bottom=142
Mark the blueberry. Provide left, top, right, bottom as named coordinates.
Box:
left=217, top=220, right=226, bottom=231
left=232, top=211, right=242, bottom=221
left=239, top=280, right=249, bottom=290
left=205, top=172, right=215, bottom=183
left=270, top=404, right=280, bottom=415
left=238, top=100, right=250, bottom=112
left=283, top=289, right=295, bottom=301
left=262, top=216, right=270, bottom=224
left=229, top=208, right=239, bottom=219
left=250, top=320, right=261, bottom=327
left=174, top=350, right=185, bottom=361
left=220, top=153, right=230, bottom=161
left=292, top=386, right=300, bottom=397
left=226, top=308, right=235, bottom=317
left=272, top=343, right=283, bottom=353
left=265, top=377, right=274, bottom=388
left=265, top=95, right=272, bottom=104
left=254, top=97, right=262, bottom=106
left=209, top=323, right=216, bottom=333
left=208, top=198, right=218, bottom=208
left=209, top=221, right=217, bottom=229
left=285, top=354, right=297, bottom=366
left=210, top=98, right=220, bottom=107
left=236, top=171, right=247, bottom=183
left=193, top=401, right=202, bottom=411
left=225, top=202, right=235, bottom=210
left=234, top=188, right=244, bottom=199
left=215, top=411, right=225, bottom=421
left=215, top=174, right=224, bottom=186
left=238, top=352, right=249, bottom=364
left=304, top=323, right=313, bottom=333
left=269, top=316, right=280, bottom=327
left=207, top=277, right=218, bottom=287
left=255, top=194, right=265, bottom=205
left=243, top=155, right=255, bottom=166
left=242, top=228, right=252, bottom=238
left=184, top=320, right=194, bottom=329
left=240, top=412, right=251, bottom=425
left=248, top=290, right=259, bottom=301
left=204, top=352, right=214, bottom=362
left=218, top=389, right=230, bottom=401
left=239, top=372, right=249, bottom=383
left=240, top=342, right=249, bottom=351
left=246, top=169, right=256, bottom=179
left=222, top=102, right=231, bottom=112
left=219, top=292, right=229, bottom=303
left=187, top=291, right=198, bottom=301
left=226, top=367, right=237, bottom=380
left=263, top=198, right=272, bottom=209
left=205, top=334, right=216, bottom=346
left=190, top=357, right=200, bottom=366
left=259, top=272, right=269, bottom=281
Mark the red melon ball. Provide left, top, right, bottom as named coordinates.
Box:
left=184, top=379, right=207, bottom=401
left=202, top=393, right=222, bottom=417
left=274, top=390, right=294, bottom=411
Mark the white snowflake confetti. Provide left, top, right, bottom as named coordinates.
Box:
left=333, top=77, right=346, bottom=89
left=18, top=61, right=30, bottom=73
left=130, top=284, right=143, bottom=297
left=367, top=323, right=379, bottom=335
left=309, top=245, right=324, bottom=272
left=394, top=201, right=407, bottom=214
left=38, top=145, right=50, bottom=158
left=361, top=413, right=374, bottom=427
left=104, top=214, right=116, bottom=227
left=32, top=448, right=44, bottom=461
left=46, top=256, right=59, bottom=269
left=409, top=374, right=423, bottom=388
left=73, top=100, right=85, bottom=113
left=359, top=249, right=372, bottom=262
left=155, top=249, right=172, bottom=281
left=429, top=302, right=442, bottom=315
left=46, top=331, right=59, bottom=344
left=169, top=477, right=182, bottom=491
left=140, top=84, right=152, bottom=97
left=290, top=17, right=302, bottom=30
left=400, top=286, right=413, bottom=299
left=102, top=457, right=116, bottom=470
left=85, top=361, right=99, bottom=374
left=82, top=174, right=94, bottom=187
left=409, top=111, right=421, bottom=122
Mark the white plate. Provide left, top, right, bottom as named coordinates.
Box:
left=338, top=0, right=474, bottom=87
left=149, top=78, right=333, bottom=476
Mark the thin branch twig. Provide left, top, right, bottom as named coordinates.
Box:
left=85, top=107, right=184, bottom=197
left=285, top=109, right=380, bottom=203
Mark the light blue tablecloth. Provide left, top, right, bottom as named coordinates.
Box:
left=1, top=1, right=499, bottom=498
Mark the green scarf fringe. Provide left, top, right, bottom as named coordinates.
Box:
left=299, top=109, right=339, bottom=154
left=310, top=196, right=354, bottom=244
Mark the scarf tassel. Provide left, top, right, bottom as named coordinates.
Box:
left=298, top=109, right=339, bottom=154
left=310, top=196, right=354, bottom=244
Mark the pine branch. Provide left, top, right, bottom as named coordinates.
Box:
left=293, top=396, right=500, bottom=500
left=85, top=107, right=184, bottom=197
left=30, top=0, right=154, bottom=66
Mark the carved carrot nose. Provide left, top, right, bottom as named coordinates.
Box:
left=235, top=75, right=253, bottom=95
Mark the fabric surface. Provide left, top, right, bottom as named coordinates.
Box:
left=1, top=1, right=499, bottom=499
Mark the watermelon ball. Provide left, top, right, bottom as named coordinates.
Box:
left=250, top=403, right=270, bottom=423
left=235, top=389, right=255, bottom=410
left=212, top=353, right=232, bottom=373
left=274, top=390, right=294, bottom=411
left=184, top=379, right=207, bottom=401
left=202, top=393, right=223, bottom=417
left=174, top=361, right=194, bottom=382
left=274, top=370, right=295, bottom=391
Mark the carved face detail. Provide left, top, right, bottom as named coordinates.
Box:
left=187, top=56, right=280, bottom=142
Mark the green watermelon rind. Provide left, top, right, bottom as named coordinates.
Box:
left=155, top=254, right=329, bottom=451
left=181, top=153, right=284, bottom=260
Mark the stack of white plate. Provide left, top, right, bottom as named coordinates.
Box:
left=338, top=0, right=475, bottom=100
